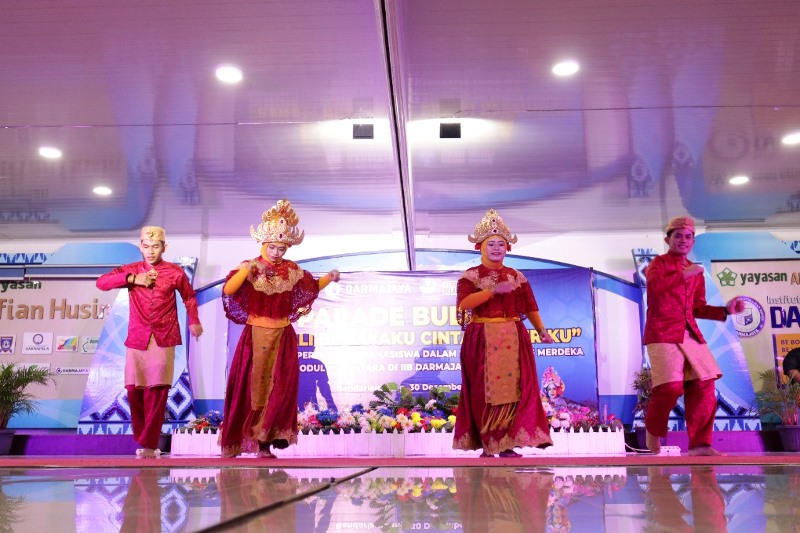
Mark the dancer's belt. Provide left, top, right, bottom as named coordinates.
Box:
left=471, top=316, right=520, bottom=323
left=247, top=316, right=290, bottom=328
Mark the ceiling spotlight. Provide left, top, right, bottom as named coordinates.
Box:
left=93, top=186, right=112, bottom=196
left=782, top=132, right=800, bottom=145
left=729, top=175, right=750, bottom=185
left=552, top=60, right=580, bottom=77
left=439, top=122, right=461, bottom=139
left=352, top=123, right=374, bottom=139
left=215, top=64, right=243, bottom=84
left=38, top=146, right=62, bottom=159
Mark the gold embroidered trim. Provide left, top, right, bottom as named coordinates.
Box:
left=472, top=316, right=521, bottom=323
left=245, top=261, right=305, bottom=295
left=452, top=425, right=553, bottom=455
left=461, top=268, right=526, bottom=292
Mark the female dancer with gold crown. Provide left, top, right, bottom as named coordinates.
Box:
left=219, top=199, right=340, bottom=458
left=453, top=209, right=554, bottom=457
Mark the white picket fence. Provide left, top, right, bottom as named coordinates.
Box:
left=171, top=427, right=625, bottom=457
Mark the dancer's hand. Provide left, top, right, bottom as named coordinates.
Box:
left=493, top=281, right=513, bottom=294
left=538, top=329, right=554, bottom=344
left=726, top=297, right=745, bottom=315
left=683, top=263, right=704, bottom=279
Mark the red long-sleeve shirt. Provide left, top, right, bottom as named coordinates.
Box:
left=642, top=252, right=726, bottom=345
left=96, top=260, right=200, bottom=349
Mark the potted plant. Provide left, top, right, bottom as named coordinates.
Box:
left=751, top=368, right=800, bottom=451
left=0, top=362, right=56, bottom=455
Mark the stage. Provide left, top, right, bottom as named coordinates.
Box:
left=0, top=451, right=797, bottom=532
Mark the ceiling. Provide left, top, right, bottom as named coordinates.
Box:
left=1, top=0, right=799, bottom=267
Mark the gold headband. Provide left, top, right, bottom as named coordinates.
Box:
left=467, top=209, right=517, bottom=245
left=249, top=199, right=305, bottom=245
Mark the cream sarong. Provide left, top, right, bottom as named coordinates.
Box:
left=125, top=335, right=175, bottom=387
left=647, top=330, right=722, bottom=388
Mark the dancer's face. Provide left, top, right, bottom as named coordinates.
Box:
left=482, top=236, right=508, bottom=263
left=262, top=242, right=289, bottom=264
left=665, top=228, right=694, bottom=257
left=139, top=239, right=166, bottom=265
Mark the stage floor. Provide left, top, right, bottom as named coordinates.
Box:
left=0, top=453, right=797, bottom=531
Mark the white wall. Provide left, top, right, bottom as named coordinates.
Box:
left=3, top=225, right=797, bottom=287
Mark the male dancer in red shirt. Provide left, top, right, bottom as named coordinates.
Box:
left=97, top=226, right=203, bottom=458
left=643, top=216, right=744, bottom=456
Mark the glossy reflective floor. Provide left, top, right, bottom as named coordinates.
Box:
left=0, top=462, right=796, bottom=532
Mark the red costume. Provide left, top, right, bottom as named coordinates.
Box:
left=96, top=260, right=200, bottom=350
left=453, top=264, right=553, bottom=455
left=643, top=251, right=728, bottom=450
left=96, top=227, right=201, bottom=453
left=220, top=257, right=321, bottom=457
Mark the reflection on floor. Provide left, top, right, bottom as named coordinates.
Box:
left=0, top=460, right=796, bottom=531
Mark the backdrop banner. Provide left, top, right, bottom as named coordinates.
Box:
left=712, top=259, right=800, bottom=387
left=0, top=278, right=117, bottom=428
left=289, top=268, right=599, bottom=413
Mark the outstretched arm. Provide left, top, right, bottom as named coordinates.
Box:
left=318, top=269, right=341, bottom=290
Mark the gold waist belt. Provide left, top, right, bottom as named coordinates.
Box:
left=247, top=315, right=290, bottom=328
left=472, top=316, right=520, bottom=323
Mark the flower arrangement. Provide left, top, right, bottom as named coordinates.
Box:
left=543, top=400, right=622, bottom=432
left=176, top=410, right=223, bottom=434
left=298, top=383, right=458, bottom=434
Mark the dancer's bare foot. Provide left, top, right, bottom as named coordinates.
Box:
left=687, top=446, right=725, bottom=457
left=498, top=449, right=522, bottom=458
left=136, top=448, right=160, bottom=459
left=646, top=430, right=662, bottom=454
left=257, top=443, right=276, bottom=459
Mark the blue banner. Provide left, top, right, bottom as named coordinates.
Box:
left=292, top=268, right=598, bottom=413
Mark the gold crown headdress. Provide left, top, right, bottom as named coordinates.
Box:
left=467, top=209, right=518, bottom=245
left=250, top=199, right=305, bottom=245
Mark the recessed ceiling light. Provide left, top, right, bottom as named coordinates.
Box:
left=215, top=64, right=243, bottom=84
left=93, top=186, right=112, bottom=196
left=729, top=175, right=750, bottom=185
left=782, top=132, right=800, bottom=145
left=38, top=146, right=62, bottom=159
left=552, top=61, right=580, bottom=77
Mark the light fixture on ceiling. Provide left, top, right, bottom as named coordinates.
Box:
left=215, top=64, right=243, bottom=84
left=38, top=146, right=62, bottom=159
left=782, top=131, right=800, bottom=145
left=93, top=186, right=112, bottom=196
left=439, top=121, right=461, bottom=139
left=552, top=60, right=580, bottom=77
left=729, top=175, right=750, bottom=185
left=352, top=122, right=374, bottom=139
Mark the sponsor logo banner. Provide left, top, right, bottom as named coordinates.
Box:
left=0, top=335, right=15, bottom=354
left=56, top=336, right=79, bottom=352
left=55, top=367, right=90, bottom=375
left=80, top=336, right=99, bottom=354
left=22, top=332, right=53, bottom=355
